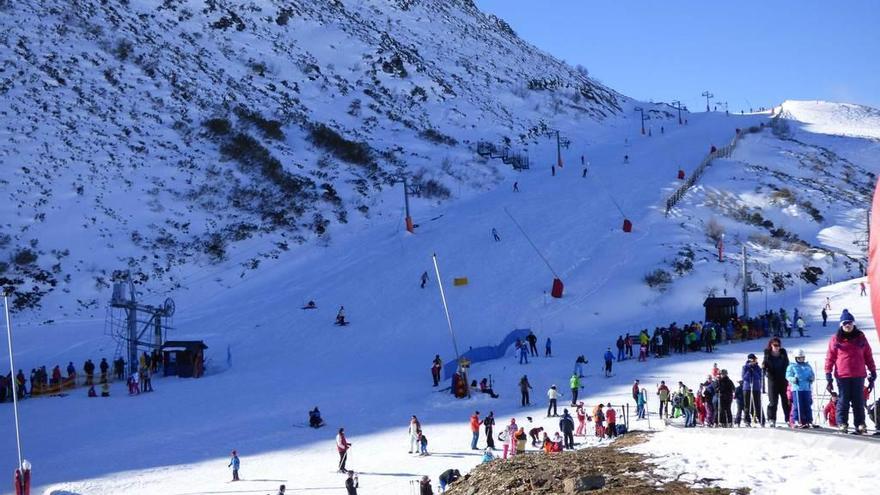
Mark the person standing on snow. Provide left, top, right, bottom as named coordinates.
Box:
left=603, top=348, right=615, bottom=377
left=631, top=380, right=640, bottom=406
left=570, top=373, right=582, bottom=406
left=824, top=392, right=838, bottom=427
left=491, top=228, right=501, bottom=242
left=657, top=381, right=670, bottom=419
left=506, top=418, right=518, bottom=458
left=336, top=306, right=346, bottom=325
left=616, top=336, right=625, bottom=361
left=605, top=404, right=618, bottom=438
left=717, top=370, right=735, bottom=427
left=821, top=307, right=828, bottom=327
left=825, top=309, right=876, bottom=434
left=786, top=349, right=815, bottom=428
left=519, top=375, right=532, bottom=406
left=574, top=355, right=587, bottom=377
left=469, top=411, right=481, bottom=450
left=345, top=471, right=359, bottom=495
left=742, top=353, right=764, bottom=426
left=559, top=409, right=575, bottom=449
left=419, top=475, right=434, bottom=495
left=575, top=402, right=587, bottom=436
left=336, top=427, right=352, bottom=473
left=762, top=337, right=791, bottom=427
left=545, top=337, right=552, bottom=357
left=526, top=331, right=538, bottom=357
left=734, top=380, right=744, bottom=426
left=796, top=316, right=806, bottom=337
left=431, top=355, right=442, bottom=387
left=483, top=411, right=495, bottom=450
left=518, top=341, right=529, bottom=364
left=547, top=385, right=560, bottom=417
left=228, top=450, right=240, bottom=481
left=409, top=415, right=422, bottom=453
left=624, top=334, right=633, bottom=358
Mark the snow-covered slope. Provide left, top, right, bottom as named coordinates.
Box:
left=778, top=100, right=880, bottom=140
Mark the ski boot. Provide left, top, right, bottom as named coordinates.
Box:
left=855, top=424, right=868, bottom=435
left=838, top=424, right=849, bottom=434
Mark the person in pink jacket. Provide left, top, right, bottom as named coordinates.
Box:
left=824, top=309, right=877, bottom=434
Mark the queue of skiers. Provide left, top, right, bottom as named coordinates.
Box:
left=0, top=355, right=157, bottom=400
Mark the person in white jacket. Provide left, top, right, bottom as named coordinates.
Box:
left=408, top=415, right=421, bottom=454
left=546, top=385, right=561, bottom=417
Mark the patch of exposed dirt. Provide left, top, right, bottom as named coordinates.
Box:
left=445, top=433, right=749, bottom=495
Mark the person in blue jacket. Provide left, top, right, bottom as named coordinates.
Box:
left=786, top=349, right=815, bottom=427
left=603, top=348, right=615, bottom=377
left=228, top=450, right=240, bottom=481
left=545, top=338, right=552, bottom=357
left=741, top=354, right=764, bottom=426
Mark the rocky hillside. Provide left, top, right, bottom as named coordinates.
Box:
left=0, top=0, right=628, bottom=315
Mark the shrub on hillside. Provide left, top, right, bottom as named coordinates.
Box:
left=644, top=269, right=672, bottom=290
left=422, top=179, right=451, bottom=200
left=419, top=128, right=457, bottom=146
left=308, top=124, right=373, bottom=166
left=204, top=117, right=232, bottom=135
left=12, top=249, right=38, bottom=266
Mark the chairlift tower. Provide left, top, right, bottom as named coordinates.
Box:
left=107, top=273, right=175, bottom=373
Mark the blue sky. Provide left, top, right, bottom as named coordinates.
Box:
left=474, top=0, right=880, bottom=112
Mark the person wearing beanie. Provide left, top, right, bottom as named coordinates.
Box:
left=825, top=310, right=876, bottom=434
left=741, top=353, right=764, bottom=426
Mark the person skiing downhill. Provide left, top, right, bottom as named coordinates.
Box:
left=491, top=228, right=501, bottom=242
left=786, top=349, right=815, bottom=428
left=825, top=309, right=876, bottom=433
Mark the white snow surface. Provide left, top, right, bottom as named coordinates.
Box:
left=0, top=5, right=879, bottom=493
left=778, top=100, right=880, bottom=140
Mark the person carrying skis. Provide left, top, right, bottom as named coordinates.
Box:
left=547, top=385, right=560, bottom=417
left=786, top=349, right=815, bottom=427
left=657, top=381, right=670, bottom=419
left=603, top=348, right=615, bottom=377
left=336, top=428, right=352, bottom=473
left=762, top=337, right=791, bottom=427
left=742, top=353, right=764, bottom=426
left=228, top=450, right=240, bottom=481
left=431, top=355, right=442, bottom=387
left=519, top=375, right=532, bottom=406
left=469, top=411, right=481, bottom=450
left=824, top=309, right=876, bottom=434
left=483, top=412, right=495, bottom=450
left=526, top=331, right=538, bottom=357
left=569, top=373, right=582, bottom=406
left=559, top=409, right=575, bottom=449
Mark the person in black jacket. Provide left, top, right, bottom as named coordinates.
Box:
left=345, top=471, right=358, bottom=494
left=483, top=411, right=495, bottom=450
left=438, top=469, right=460, bottom=491
left=559, top=409, right=575, bottom=449
left=716, top=369, right=735, bottom=427
left=526, top=331, right=538, bottom=357
left=419, top=475, right=434, bottom=495
left=762, top=337, right=791, bottom=427
left=733, top=380, right=744, bottom=426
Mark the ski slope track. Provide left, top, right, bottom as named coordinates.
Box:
left=0, top=1, right=879, bottom=493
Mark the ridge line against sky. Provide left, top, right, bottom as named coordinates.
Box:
left=473, top=0, right=880, bottom=112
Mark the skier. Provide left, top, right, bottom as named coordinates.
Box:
left=277, top=485, right=286, bottom=495
left=513, top=181, right=519, bottom=192
left=228, top=450, right=240, bottom=481
left=824, top=392, right=838, bottom=427
left=734, top=380, right=744, bottom=426
left=335, top=306, right=347, bottom=326
left=631, top=380, right=640, bottom=406
left=636, top=388, right=647, bottom=419
left=762, top=337, right=791, bottom=427
left=483, top=412, right=495, bottom=450
left=605, top=404, right=618, bottom=438
left=418, top=431, right=429, bottom=456
left=593, top=403, right=605, bottom=437
left=526, top=331, right=538, bottom=357
left=518, top=340, right=529, bottom=364
left=309, top=407, right=324, bottom=428
left=616, top=335, right=625, bottom=361
left=519, top=375, right=532, bottom=406
left=796, top=317, right=806, bottom=337
left=336, top=428, right=352, bottom=473
left=559, top=409, right=575, bottom=449
left=657, top=381, right=670, bottom=419
left=545, top=337, right=552, bottom=357
left=742, top=353, right=764, bottom=426
left=100, top=381, right=110, bottom=397
left=431, top=355, right=442, bottom=387
left=129, top=370, right=140, bottom=395
left=860, top=281, right=867, bottom=296
left=569, top=373, right=582, bottom=406
left=410, top=415, right=422, bottom=453
left=547, top=385, right=560, bottom=417
left=505, top=419, right=518, bottom=457
left=66, top=362, right=76, bottom=379
left=821, top=307, right=828, bottom=327
left=491, top=228, right=501, bottom=242
left=83, top=359, right=95, bottom=385
left=345, top=471, right=359, bottom=495
left=786, top=349, right=815, bottom=428
left=603, top=348, right=615, bottom=377
left=469, top=411, right=480, bottom=450
left=99, top=358, right=109, bottom=382
left=420, top=271, right=429, bottom=289
left=625, top=334, right=633, bottom=358
left=825, top=309, right=876, bottom=433
left=574, top=354, right=586, bottom=377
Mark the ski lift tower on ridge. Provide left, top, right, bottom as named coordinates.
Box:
left=107, top=272, right=175, bottom=374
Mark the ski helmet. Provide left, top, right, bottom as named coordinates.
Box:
left=795, top=349, right=806, bottom=359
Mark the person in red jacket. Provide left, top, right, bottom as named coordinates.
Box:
left=469, top=411, right=481, bottom=450
left=605, top=404, right=618, bottom=438
left=825, top=309, right=876, bottom=433
left=824, top=392, right=838, bottom=427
